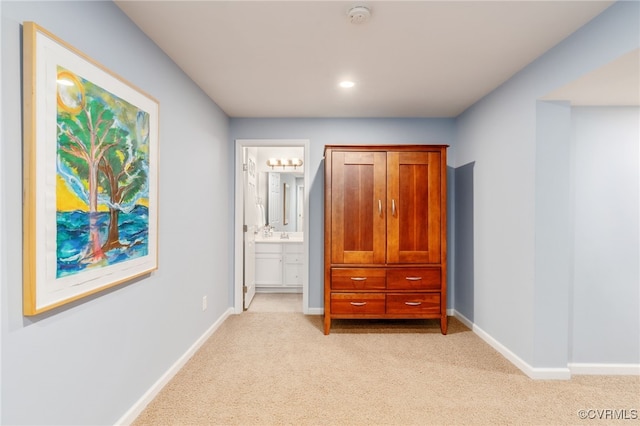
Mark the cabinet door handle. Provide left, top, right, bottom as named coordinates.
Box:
left=405, top=276, right=422, bottom=281
left=405, top=302, right=422, bottom=306
left=378, top=200, right=382, bottom=216
left=350, top=277, right=367, bottom=281
left=350, top=302, right=367, bottom=306
left=392, top=199, right=396, bottom=216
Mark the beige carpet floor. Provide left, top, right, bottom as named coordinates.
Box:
left=133, top=295, right=639, bottom=425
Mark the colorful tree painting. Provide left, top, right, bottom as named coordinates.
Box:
left=56, top=66, right=150, bottom=277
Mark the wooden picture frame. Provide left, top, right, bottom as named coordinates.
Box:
left=22, top=22, right=159, bottom=315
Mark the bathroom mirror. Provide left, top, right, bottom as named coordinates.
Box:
left=261, top=172, right=302, bottom=232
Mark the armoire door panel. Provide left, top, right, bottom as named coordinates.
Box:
left=398, top=163, right=430, bottom=252
left=387, top=151, right=441, bottom=264
left=330, top=151, right=386, bottom=264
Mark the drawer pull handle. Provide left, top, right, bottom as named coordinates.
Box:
left=350, top=277, right=367, bottom=281
left=405, top=276, right=422, bottom=281
left=405, top=302, right=422, bottom=306
left=378, top=200, right=382, bottom=216
left=350, top=302, right=367, bottom=306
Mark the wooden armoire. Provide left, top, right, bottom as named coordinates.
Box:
left=323, top=145, right=448, bottom=334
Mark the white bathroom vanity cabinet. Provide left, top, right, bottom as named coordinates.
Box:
left=254, top=233, right=303, bottom=293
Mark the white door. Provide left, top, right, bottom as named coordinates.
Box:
left=243, top=148, right=258, bottom=309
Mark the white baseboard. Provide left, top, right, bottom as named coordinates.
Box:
left=569, top=363, right=640, bottom=376
left=450, top=309, right=472, bottom=328
left=453, top=310, right=639, bottom=379
left=115, top=307, right=234, bottom=426
left=452, top=310, right=571, bottom=380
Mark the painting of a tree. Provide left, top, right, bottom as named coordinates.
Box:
left=56, top=67, right=150, bottom=277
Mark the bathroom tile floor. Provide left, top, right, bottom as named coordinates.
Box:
left=247, top=293, right=303, bottom=313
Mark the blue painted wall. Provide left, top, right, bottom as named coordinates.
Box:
left=571, top=106, right=639, bottom=364
left=455, top=0, right=639, bottom=370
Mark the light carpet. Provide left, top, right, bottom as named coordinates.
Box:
left=133, top=311, right=639, bottom=425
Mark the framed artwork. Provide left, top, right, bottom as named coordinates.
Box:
left=22, top=22, right=159, bottom=315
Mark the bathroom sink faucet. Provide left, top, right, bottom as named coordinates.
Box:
left=263, top=225, right=274, bottom=237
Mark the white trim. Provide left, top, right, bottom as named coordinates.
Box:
left=114, top=308, right=234, bottom=426
left=234, top=139, right=310, bottom=315
left=307, top=307, right=324, bottom=315
left=569, top=363, right=640, bottom=376
left=453, top=310, right=571, bottom=380
left=452, top=309, right=473, bottom=329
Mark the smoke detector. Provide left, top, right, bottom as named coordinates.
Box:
left=347, top=6, right=371, bottom=24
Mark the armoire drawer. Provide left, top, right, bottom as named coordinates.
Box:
left=386, top=268, right=441, bottom=290
left=331, top=293, right=385, bottom=314
left=386, top=293, right=440, bottom=314
left=331, top=268, right=386, bottom=290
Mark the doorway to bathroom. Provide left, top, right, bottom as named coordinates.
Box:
left=233, top=139, right=310, bottom=314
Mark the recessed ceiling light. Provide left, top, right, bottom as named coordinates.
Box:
left=339, top=81, right=355, bottom=88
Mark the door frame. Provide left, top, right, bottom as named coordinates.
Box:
left=233, top=139, right=310, bottom=314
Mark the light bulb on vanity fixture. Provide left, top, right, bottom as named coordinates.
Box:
left=267, top=158, right=303, bottom=170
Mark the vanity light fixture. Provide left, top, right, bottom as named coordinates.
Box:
left=267, top=158, right=303, bottom=170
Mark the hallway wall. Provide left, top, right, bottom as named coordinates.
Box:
left=570, top=106, right=639, bottom=365
left=1, top=2, right=231, bottom=424
left=454, top=1, right=639, bottom=372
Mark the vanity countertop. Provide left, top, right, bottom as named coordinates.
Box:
left=254, top=231, right=303, bottom=244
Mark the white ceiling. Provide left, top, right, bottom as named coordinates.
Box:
left=115, top=0, right=637, bottom=118
left=542, top=48, right=639, bottom=106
